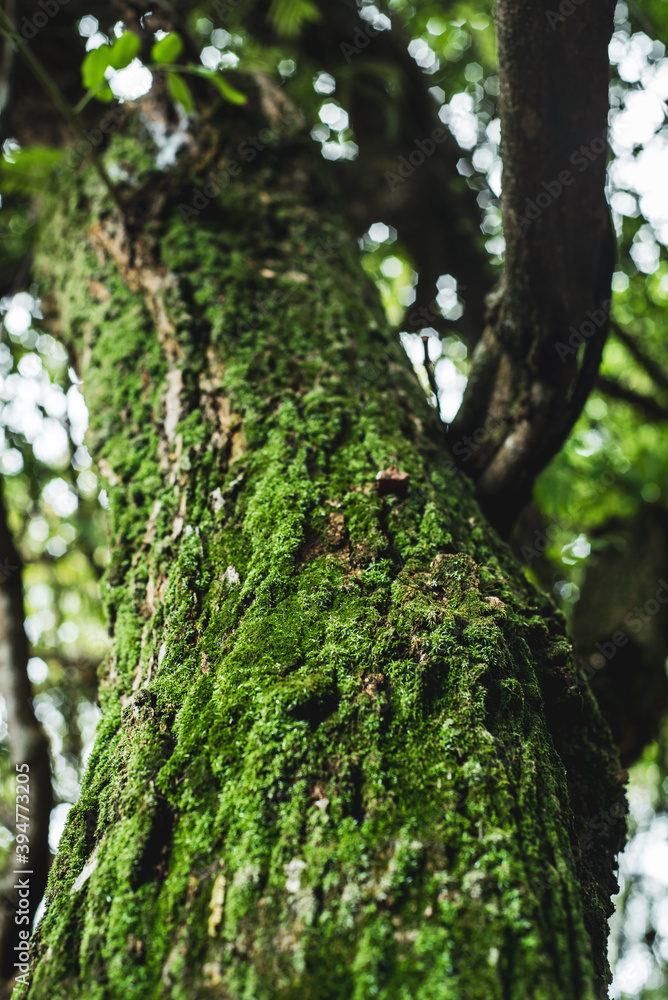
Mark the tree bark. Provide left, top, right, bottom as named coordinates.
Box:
left=450, top=0, right=616, bottom=534
left=17, top=90, right=625, bottom=999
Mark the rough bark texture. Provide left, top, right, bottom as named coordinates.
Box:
left=449, top=0, right=616, bottom=534
left=18, top=97, right=625, bottom=999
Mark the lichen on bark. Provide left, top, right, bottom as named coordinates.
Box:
left=20, top=94, right=624, bottom=1000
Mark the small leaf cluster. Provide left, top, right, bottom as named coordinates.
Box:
left=79, top=29, right=246, bottom=115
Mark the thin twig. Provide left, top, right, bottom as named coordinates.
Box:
left=421, top=334, right=441, bottom=409
left=626, top=0, right=657, bottom=39
left=611, top=319, right=668, bottom=394
left=597, top=373, right=668, bottom=422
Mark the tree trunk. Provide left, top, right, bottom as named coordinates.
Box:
left=19, top=91, right=624, bottom=999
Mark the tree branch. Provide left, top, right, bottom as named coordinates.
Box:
left=597, top=373, right=668, bottom=422
left=448, top=0, right=616, bottom=536
left=611, top=320, right=668, bottom=395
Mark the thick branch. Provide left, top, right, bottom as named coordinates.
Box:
left=449, top=0, right=616, bottom=535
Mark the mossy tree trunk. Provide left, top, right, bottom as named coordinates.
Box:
left=20, top=91, right=624, bottom=1000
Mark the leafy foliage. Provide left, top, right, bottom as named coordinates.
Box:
left=268, top=0, right=321, bottom=38
left=0, top=297, right=109, bottom=870
left=166, top=71, right=195, bottom=114
left=150, top=31, right=184, bottom=64
left=80, top=30, right=142, bottom=101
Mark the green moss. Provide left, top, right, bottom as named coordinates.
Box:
left=19, top=106, right=624, bottom=1000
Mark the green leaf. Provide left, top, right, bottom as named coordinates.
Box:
left=0, top=147, right=63, bottom=194
left=82, top=45, right=112, bottom=90
left=151, top=32, right=184, bottom=65
left=109, top=31, right=141, bottom=70
left=167, top=72, right=195, bottom=114
left=268, top=0, right=320, bottom=38
left=205, top=72, right=247, bottom=106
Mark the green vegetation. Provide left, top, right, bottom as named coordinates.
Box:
left=0, top=1, right=667, bottom=998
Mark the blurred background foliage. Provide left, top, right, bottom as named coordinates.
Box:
left=0, top=295, right=108, bottom=872
left=1, top=0, right=668, bottom=994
